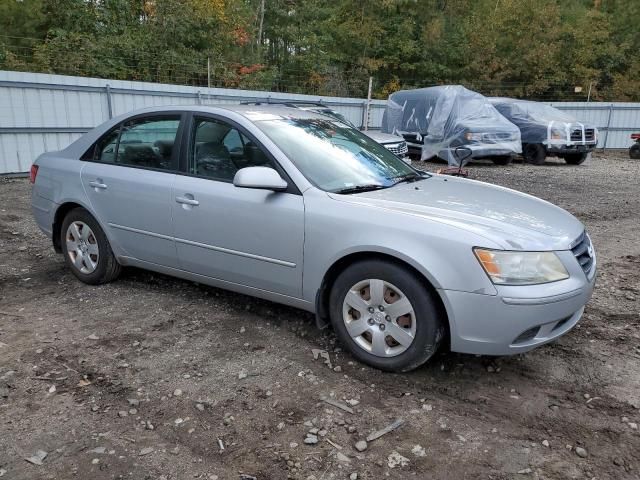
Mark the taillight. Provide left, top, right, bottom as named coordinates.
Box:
left=29, top=164, right=39, bottom=184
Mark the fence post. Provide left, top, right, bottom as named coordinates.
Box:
left=363, top=76, right=373, bottom=131
left=105, top=84, right=113, bottom=119
left=602, top=103, right=613, bottom=151
left=197, top=91, right=202, bottom=105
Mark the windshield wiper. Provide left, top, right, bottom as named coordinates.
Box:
left=333, top=184, right=387, bottom=194
left=390, top=173, right=428, bottom=185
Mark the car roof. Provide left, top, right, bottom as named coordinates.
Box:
left=115, top=104, right=333, bottom=121
left=58, top=104, right=336, bottom=160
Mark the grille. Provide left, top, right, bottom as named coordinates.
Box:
left=385, top=141, right=409, bottom=157
left=552, top=316, right=572, bottom=332
left=584, top=128, right=595, bottom=141
left=570, top=129, right=583, bottom=141
left=571, top=231, right=594, bottom=276
left=569, top=127, right=595, bottom=142
left=513, top=326, right=540, bottom=344
left=483, top=132, right=514, bottom=141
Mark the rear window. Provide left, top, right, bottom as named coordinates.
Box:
left=86, top=115, right=181, bottom=171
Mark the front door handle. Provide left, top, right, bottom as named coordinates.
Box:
left=89, top=180, right=107, bottom=190
left=175, top=195, right=200, bottom=206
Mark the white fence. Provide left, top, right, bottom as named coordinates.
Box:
left=1, top=70, right=639, bottom=174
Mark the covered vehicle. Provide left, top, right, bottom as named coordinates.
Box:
left=490, top=98, right=598, bottom=165
left=381, top=85, right=521, bottom=166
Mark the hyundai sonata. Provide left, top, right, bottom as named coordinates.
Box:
left=30, top=105, right=596, bottom=372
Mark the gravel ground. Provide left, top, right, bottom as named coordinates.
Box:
left=0, top=152, right=639, bottom=480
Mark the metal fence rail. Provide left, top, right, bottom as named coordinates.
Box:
left=1, top=70, right=638, bottom=173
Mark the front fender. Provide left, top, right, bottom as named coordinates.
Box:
left=302, top=190, right=498, bottom=305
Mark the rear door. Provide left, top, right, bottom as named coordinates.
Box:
left=80, top=113, right=185, bottom=268
left=171, top=114, right=305, bottom=297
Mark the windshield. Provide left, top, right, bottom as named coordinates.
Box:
left=512, top=102, right=576, bottom=123
left=320, top=110, right=357, bottom=129
left=256, top=117, right=421, bottom=193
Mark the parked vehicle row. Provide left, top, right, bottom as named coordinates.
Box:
left=31, top=104, right=596, bottom=372
left=381, top=86, right=599, bottom=167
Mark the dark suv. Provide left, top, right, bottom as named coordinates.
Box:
left=490, top=98, right=598, bottom=165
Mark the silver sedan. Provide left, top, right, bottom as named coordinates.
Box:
left=30, top=105, right=596, bottom=372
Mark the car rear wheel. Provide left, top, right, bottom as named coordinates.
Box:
left=61, top=208, right=121, bottom=285
left=491, top=155, right=513, bottom=166
left=563, top=153, right=589, bottom=165
left=522, top=143, right=546, bottom=165
left=329, top=260, right=444, bottom=372
left=630, top=144, right=640, bottom=159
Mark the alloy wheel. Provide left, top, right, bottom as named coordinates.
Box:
left=66, top=221, right=99, bottom=274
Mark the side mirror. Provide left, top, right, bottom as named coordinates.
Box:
left=233, top=166, right=288, bottom=191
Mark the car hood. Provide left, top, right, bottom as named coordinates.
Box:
left=329, top=175, right=584, bottom=251
left=362, top=130, right=405, bottom=145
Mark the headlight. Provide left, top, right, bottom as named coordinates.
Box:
left=464, top=132, right=482, bottom=141
left=550, top=128, right=565, bottom=140
left=474, top=248, right=569, bottom=285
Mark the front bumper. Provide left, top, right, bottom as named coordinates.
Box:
left=546, top=142, right=597, bottom=155
left=441, top=249, right=596, bottom=356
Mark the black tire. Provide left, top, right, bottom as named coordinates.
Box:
left=61, top=207, right=121, bottom=285
left=563, top=153, right=589, bottom=165
left=522, top=143, right=546, bottom=165
left=329, top=259, right=445, bottom=372
left=491, top=155, right=513, bottom=166
left=630, top=144, right=640, bottom=159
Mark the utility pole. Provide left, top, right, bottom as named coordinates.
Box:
left=587, top=81, right=593, bottom=102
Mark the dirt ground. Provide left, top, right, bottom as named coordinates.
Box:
left=1, top=151, right=639, bottom=480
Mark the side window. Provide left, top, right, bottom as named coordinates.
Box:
left=94, top=129, right=120, bottom=163
left=191, top=117, right=274, bottom=182
left=115, top=116, right=180, bottom=170
left=223, top=129, right=244, bottom=154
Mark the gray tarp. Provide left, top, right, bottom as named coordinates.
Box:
left=382, top=86, right=521, bottom=166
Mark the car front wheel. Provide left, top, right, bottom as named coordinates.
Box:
left=522, top=143, right=546, bottom=165
left=61, top=208, right=122, bottom=285
left=329, top=260, right=444, bottom=372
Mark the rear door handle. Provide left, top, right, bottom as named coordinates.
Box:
left=89, top=180, right=107, bottom=190
left=175, top=195, right=199, bottom=206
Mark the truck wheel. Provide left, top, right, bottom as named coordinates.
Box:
left=491, top=155, right=513, bottom=166
left=630, top=144, right=640, bottom=159
left=564, top=153, right=589, bottom=165
left=329, top=259, right=444, bottom=372
left=522, top=144, right=546, bottom=165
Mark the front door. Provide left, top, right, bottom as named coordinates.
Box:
left=80, top=114, right=183, bottom=268
left=172, top=115, right=305, bottom=298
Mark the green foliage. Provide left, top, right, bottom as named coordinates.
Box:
left=0, top=0, right=637, bottom=100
